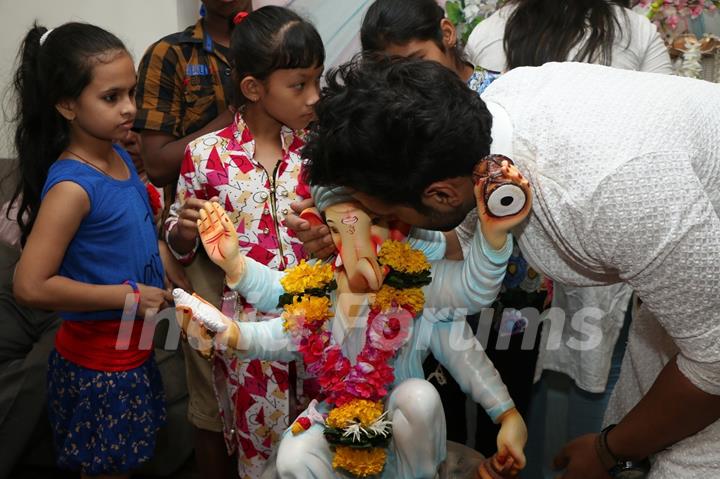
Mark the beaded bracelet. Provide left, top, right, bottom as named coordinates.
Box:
left=123, top=279, right=141, bottom=304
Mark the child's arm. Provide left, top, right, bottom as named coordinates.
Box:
left=14, top=182, right=171, bottom=316
left=165, top=145, right=215, bottom=261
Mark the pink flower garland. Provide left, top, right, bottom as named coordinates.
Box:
left=296, top=304, right=416, bottom=407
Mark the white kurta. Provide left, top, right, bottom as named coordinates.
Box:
left=481, top=61, right=720, bottom=477
left=463, top=2, right=672, bottom=394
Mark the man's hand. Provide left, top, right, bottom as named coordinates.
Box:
left=553, top=434, right=611, bottom=479
left=474, top=156, right=532, bottom=250
left=285, top=198, right=336, bottom=259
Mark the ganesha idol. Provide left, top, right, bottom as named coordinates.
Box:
left=175, top=156, right=531, bottom=478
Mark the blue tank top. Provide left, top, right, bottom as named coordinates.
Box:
left=41, top=144, right=164, bottom=321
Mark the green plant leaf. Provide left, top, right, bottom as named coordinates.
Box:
left=445, top=1, right=464, bottom=25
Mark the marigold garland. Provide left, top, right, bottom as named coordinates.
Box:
left=279, top=241, right=432, bottom=478
left=332, top=446, right=387, bottom=478
left=373, top=285, right=425, bottom=315
left=282, top=296, right=332, bottom=332
left=378, top=240, right=431, bottom=274
left=279, top=260, right=334, bottom=294
left=326, top=399, right=384, bottom=428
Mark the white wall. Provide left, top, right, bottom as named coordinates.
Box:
left=0, top=0, right=201, bottom=159
left=0, top=0, right=369, bottom=160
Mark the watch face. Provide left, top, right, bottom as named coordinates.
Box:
left=615, top=470, right=647, bottom=479
left=611, top=461, right=650, bottom=479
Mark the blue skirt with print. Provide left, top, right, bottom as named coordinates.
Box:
left=47, top=349, right=166, bottom=475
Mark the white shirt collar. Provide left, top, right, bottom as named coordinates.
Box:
left=485, top=100, right=513, bottom=159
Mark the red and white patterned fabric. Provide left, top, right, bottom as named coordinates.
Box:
left=165, top=112, right=310, bottom=478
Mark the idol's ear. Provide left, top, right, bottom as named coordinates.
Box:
left=299, top=207, right=324, bottom=226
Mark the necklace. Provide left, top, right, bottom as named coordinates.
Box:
left=65, top=149, right=111, bottom=176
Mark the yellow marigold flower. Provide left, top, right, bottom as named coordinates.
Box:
left=373, top=285, right=425, bottom=314
left=282, top=295, right=332, bottom=331
left=333, top=446, right=387, bottom=477
left=378, top=240, right=430, bottom=274
left=280, top=260, right=334, bottom=294
left=326, top=400, right=384, bottom=429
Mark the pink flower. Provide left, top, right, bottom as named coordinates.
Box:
left=668, top=14, right=680, bottom=29
left=367, top=307, right=413, bottom=352
left=299, top=332, right=330, bottom=368
left=690, top=4, right=704, bottom=17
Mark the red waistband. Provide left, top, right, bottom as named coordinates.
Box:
left=55, top=319, right=152, bottom=371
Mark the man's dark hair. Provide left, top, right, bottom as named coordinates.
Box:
left=303, top=54, right=492, bottom=209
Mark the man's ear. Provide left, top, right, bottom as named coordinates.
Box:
left=439, top=18, right=459, bottom=49
left=422, top=178, right=469, bottom=210
left=55, top=99, right=76, bottom=122
left=240, top=75, right=264, bottom=103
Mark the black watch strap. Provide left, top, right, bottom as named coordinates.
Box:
left=595, top=424, right=619, bottom=470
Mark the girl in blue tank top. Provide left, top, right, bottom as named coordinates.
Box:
left=9, top=22, right=171, bottom=478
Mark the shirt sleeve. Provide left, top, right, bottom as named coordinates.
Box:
left=134, top=41, right=185, bottom=137
left=429, top=318, right=514, bottom=422
left=407, top=228, right=447, bottom=261
left=227, top=255, right=286, bottom=313
left=423, top=221, right=512, bottom=317
left=230, top=316, right=297, bottom=362
left=465, top=8, right=510, bottom=72
left=635, top=14, right=673, bottom=74
left=164, top=145, right=206, bottom=262
left=585, top=153, right=720, bottom=394
left=454, top=208, right=478, bottom=258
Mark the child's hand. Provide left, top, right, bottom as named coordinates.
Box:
left=198, top=201, right=244, bottom=284
left=136, top=283, right=172, bottom=318
left=176, top=197, right=218, bottom=242
left=285, top=198, right=336, bottom=259
left=474, top=155, right=532, bottom=250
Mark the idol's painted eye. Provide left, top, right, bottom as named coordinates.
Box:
left=486, top=184, right=526, bottom=217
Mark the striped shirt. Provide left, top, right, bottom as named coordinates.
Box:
left=134, top=19, right=233, bottom=139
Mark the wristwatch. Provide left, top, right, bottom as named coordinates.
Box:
left=595, top=424, right=651, bottom=479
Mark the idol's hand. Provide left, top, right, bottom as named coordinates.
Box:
left=474, top=155, right=532, bottom=250
left=173, top=289, right=241, bottom=357
left=197, top=201, right=245, bottom=284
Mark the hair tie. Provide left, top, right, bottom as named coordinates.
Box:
left=39, top=28, right=54, bottom=46
left=233, top=11, right=249, bottom=25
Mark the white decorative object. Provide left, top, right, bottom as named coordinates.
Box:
left=172, top=288, right=228, bottom=333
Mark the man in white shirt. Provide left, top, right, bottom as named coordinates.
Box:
left=303, top=56, right=720, bottom=479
